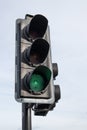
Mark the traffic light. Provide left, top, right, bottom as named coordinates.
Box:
left=15, top=14, right=55, bottom=104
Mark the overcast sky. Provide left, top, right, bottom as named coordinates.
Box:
left=0, top=0, right=87, bottom=130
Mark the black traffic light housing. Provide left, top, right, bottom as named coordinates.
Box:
left=15, top=14, right=56, bottom=104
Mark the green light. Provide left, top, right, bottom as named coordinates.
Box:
left=29, top=74, right=45, bottom=92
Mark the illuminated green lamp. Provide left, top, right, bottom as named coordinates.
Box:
left=30, top=74, right=45, bottom=92
left=28, top=65, right=51, bottom=93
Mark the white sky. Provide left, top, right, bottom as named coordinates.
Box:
left=0, top=0, right=87, bottom=130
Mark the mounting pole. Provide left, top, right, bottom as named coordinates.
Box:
left=22, top=103, right=32, bottom=130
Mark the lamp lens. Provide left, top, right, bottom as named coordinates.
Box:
left=29, top=74, right=45, bottom=92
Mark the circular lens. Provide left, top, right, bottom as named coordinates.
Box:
left=29, top=74, right=45, bottom=92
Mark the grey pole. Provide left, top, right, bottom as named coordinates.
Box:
left=22, top=103, right=32, bottom=130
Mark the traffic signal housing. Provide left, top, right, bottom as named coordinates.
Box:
left=15, top=14, right=55, bottom=104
